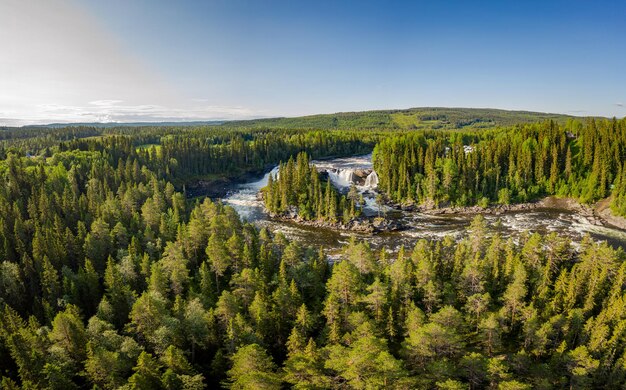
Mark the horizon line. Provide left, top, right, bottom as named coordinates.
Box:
left=2, top=106, right=619, bottom=128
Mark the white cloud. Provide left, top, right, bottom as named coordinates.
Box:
left=0, top=101, right=264, bottom=126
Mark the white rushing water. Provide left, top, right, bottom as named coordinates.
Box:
left=222, top=166, right=278, bottom=221
left=364, top=171, right=378, bottom=189
left=223, top=153, right=387, bottom=219
left=327, top=169, right=355, bottom=189
left=311, top=153, right=386, bottom=215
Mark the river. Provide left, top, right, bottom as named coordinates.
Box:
left=222, top=154, right=626, bottom=256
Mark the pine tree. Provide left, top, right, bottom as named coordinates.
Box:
left=206, top=233, right=231, bottom=291
left=225, top=344, right=281, bottom=389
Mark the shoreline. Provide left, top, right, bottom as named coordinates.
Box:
left=394, top=196, right=626, bottom=231
left=595, top=198, right=626, bottom=231
left=267, top=212, right=404, bottom=234
left=267, top=195, right=626, bottom=235
left=184, top=165, right=273, bottom=199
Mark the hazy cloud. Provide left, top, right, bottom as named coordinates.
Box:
left=616, top=103, right=624, bottom=107
left=0, top=102, right=264, bottom=126
left=89, top=100, right=125, bottom=107
left=0, top=0, right=261, bottom=126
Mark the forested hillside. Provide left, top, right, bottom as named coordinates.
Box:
left=224, top=107, right=574, bottom=131
left=373, top=118, right=626, bottom=216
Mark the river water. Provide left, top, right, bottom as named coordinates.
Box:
left=223, top=154, right=626, bottom=255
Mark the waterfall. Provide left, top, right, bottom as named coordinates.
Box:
left=250, top=166, right=280, bottom=190
left=327, top=168, right=378, bottom=190
left=338, top=169, right=355, bottom=186
left=328, top=168, right=356, bottom=188
left=364, top=171, right=378, bottom=189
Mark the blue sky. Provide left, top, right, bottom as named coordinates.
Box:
left=1, top=0, right=625, bottom=125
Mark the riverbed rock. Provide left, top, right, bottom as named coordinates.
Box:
left=351, top=219, right=375, bottom=233
left=269, top=193, right=626, bottom=236
left=286, top=207, right=299, bottom=220
left=400, top=202, right=416, bottom=211
left=372, top=217, right=403, bottom=232
left=352, top=169, right=372, bottom=185
left=595, top=198, right=626, bottom=230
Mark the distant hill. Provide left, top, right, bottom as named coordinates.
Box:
left=23, top=120, right=224, bottom=129
left=9, top=107, right=595, bottom=131
left=223, top=107, right=582, bottom=130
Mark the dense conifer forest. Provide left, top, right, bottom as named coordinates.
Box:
left=223, top=107, right=574, bottom=131
left=0, top=113, right=625, bottom=389
left=373, top=118, right=626, bottom=216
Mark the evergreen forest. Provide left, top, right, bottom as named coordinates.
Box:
left=0, top=109, right=625, bottom=389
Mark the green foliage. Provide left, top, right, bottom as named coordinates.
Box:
left=263, top=151, right=362, bottom=223
left=224, top=107, right=573, bottom=131
left=0, top=116, right=626, bottom=388
left=225, top=344, right=281, bottom=389
left=325, top=320, right=411, bottom=388
left=373, top=118, right=626, bottom=216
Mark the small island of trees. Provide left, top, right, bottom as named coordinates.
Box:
left=263, top=152, right=365, bottom=225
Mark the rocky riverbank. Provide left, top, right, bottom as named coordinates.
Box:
left=268, top=209, right=404, bottom=234
left=392, top=196, right=626, bottom=230
left=595, top=198, right=626, bottom=231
